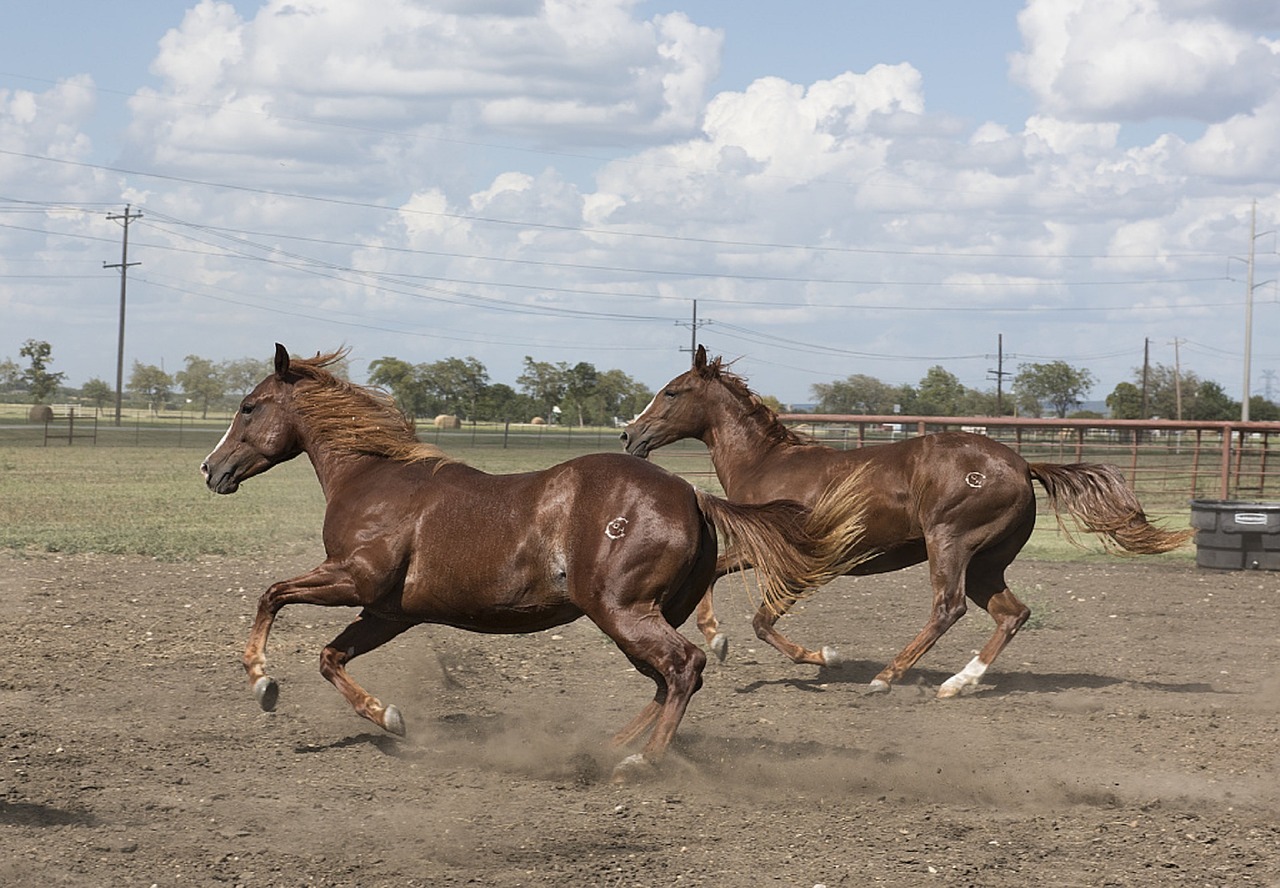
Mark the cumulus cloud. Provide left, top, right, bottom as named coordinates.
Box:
left=1011, top=0, right=1280, bottom=122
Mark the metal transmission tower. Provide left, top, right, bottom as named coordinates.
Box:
left=104, top=205, right=142, bottom=426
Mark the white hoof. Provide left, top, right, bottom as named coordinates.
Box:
left=253, top=676, right=279, bottom=712
left=820, top=646, right=843, bottom=668
left=935, top=681, right=964, bottom=699
left=709, top=634, right=729, bottom=663
left=382, top=704, right=405, bottom=736
left=611, top=752, right=655, bottom=784
left=865, top=679, right=891, bottom=695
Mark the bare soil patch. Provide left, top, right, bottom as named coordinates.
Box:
left=1, top=551, right=1276, bottom=886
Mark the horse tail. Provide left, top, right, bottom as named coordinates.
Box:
left=1028, top=463, right=1193, bottom=554
left=693, top=466, right=876, bottom=615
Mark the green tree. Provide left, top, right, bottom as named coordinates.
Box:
left=176, top=355, right=225, bottom=418
left=81, top=378, right=113, bottom=416
left=1249, top=395, right=1280, bottom=421
left=517, top=357, right=568, bottom=422
left=422, top=357, right=489, bottom=420
left=811, top=373, right=898, bottom=414
left=19, top=339, right=66, bottom=404
left=128, top=362, right=173, bottom=415
left=595, top=368, right=652, bottom=424
left=562, top=361, right=599, bottom=426
left=1106, top=381, right=1145, bottom=419
left=914, top=366, right=966, bottom=416
left=221, top=357, right=272, bottom=396
left=1013, top=361, right=1096, bottom=419
left=0, top=357, right=21, bottom=393
left=1185, top=381, right=1238, bottom=421
left=368, top=356, right=429, bottom=417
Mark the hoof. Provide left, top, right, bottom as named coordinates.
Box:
left=709, top=634, right=729, bottom=663
left=935, top=684, right=962, bottom=699
left=382, top=704, right=406, bottom=736
left=610, top=752, right=656, bottom=784
left=253, top=676, right=279, bottom=712
left=820, top=646, right=843, bottom=668
left=865, top=679, right=891, bottom=696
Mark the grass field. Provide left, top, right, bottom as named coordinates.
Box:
left=0, top=423, right=1196, bottom=564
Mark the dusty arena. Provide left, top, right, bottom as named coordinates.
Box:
left=1, top=551, right=1276, bottom=886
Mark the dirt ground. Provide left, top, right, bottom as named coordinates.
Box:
left=0, top=549, right=1277, bottom=887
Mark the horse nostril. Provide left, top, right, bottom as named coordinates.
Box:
left=619, top=431, right=628, bottom=442
left=200, top=461, right=209, bottom=479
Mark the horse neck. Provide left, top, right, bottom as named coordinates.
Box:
left=701, top=394, right=788, bottom=496
left=298, top=432, right=379, bottom=502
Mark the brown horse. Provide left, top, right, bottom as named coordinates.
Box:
left=201, top=345, right=862, bottom=778
left=621, top=346, right=1193, bottom=698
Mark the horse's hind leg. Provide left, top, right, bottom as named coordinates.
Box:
left=936, top=581, right=1029, bottom=699
left=594, top=611, right=707, bottom=780
left=319, top=613, right=415, bottom=735
left=694, top=587, right=728, bottom=662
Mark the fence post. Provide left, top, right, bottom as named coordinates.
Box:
left=1220, top=424, right=1232, bottom=499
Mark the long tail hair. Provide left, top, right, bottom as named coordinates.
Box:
left=694, top=465, right=877, bottom=615
left=1029, top=463, right=1193, bottom=554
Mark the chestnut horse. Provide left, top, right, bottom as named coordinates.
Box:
left=621, top=346, right=1193, bottom=698
left=202, top=345, right=863, bottom=778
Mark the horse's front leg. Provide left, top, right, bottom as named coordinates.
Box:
left=243, top=561, right=361, bottom=712
left=750, top=594, right=841, bottom=667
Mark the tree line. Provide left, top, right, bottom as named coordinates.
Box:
left=5, top=339, right=1277, bottom=424
left=1, top=341, right=653, bottom=426
left=811, top=360, right=1280, bottom=421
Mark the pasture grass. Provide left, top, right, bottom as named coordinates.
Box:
left=0, top=438, right=1197, bottom=565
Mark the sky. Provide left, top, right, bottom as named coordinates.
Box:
left=3, top=0, right=1280, bottom=410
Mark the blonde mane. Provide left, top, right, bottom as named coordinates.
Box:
left=288, top=350, right=452, bottom=465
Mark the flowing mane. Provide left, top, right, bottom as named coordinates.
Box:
left=288, top=350, right=451, bottom=465
left=700, top=354, right=816, bottom=449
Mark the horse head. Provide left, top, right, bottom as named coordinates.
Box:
left=621, top=344, right=722, bottom=458
left=201, top=343, right=307, bottom=494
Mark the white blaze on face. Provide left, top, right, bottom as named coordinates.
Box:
left=204, top=419, right=235, bottom=467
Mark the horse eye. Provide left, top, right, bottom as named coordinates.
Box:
left=241, top=402, right=255, bottom=416
left=663, top=388, right=679, bottom=399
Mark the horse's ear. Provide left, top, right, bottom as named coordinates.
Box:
left=694, top=344, right=707, bottom=371
left=274, top=343, right=290, bottom=378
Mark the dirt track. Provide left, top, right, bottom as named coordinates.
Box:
left=1, top=550, right=1277, bottom=887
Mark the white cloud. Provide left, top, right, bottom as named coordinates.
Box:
left=1012, top=0, right=1280, bottom=122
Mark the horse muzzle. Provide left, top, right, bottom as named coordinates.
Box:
left=201, top=459, right=241, bottom=495
left=619, top=427, right=652, bottom=459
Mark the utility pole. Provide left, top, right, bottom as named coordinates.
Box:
left=1171, top=337, right=1184, bottom=420
left=1244, top=200, right=1256, bottom=421
left=986, top=333, right=1008, bottom=413
left=105, top=205, right=142, bottom=426
left=1141, top=337, right=1150, bottom=418
left=1240, top=199, right=1276, bottom=421
left=677, top=300, right=707, bottom=362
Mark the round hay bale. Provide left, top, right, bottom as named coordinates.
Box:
left=530, top=416, right=546, bottom=425
left=433, top=414, right=461, bottom=429
left=29, top=404, right=54, bottom=422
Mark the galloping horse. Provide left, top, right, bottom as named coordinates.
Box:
left=201, top=345, right=863, bottom=778
left=621, top=346, right=1193, bottom=698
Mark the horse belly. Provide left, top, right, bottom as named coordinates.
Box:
left=399, top=533, right=581, bottom=633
